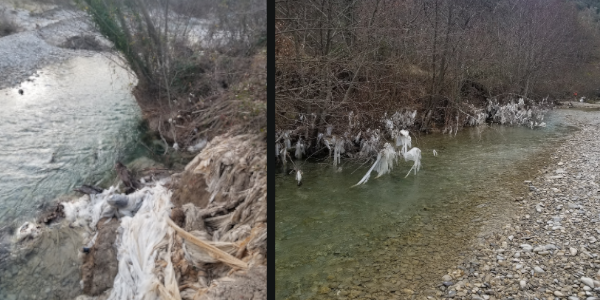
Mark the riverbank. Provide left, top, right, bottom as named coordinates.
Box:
left=0, top=1, right=267, bottom=298
left=73, top=133, right=266, bottom=300
left=0, top=0, right=111, bottom=90
left=429, top=117, right=600, bottom=299
left=558, top=101, right=600, bottom=109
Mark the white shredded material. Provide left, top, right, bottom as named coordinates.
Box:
left=403, top=147, right=422, bottom=177
left=61, top=186, right=154, bottom=229
left=396, top=130, right=411, bottom=154
left=187, top=138, right=208, bottom=153
left=333, top=137, right=345, bottom=167
left=295, top=138, right=305, bottom=160
left=296, top=170, right=302, bottom=186
left=352, top=143, right=397, bottom=187
left=15, top=222, right=40, bottom=242
left=108, top=185, right=180, bottom=300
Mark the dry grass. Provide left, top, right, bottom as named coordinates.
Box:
left=136, top=50, right=266, bottom=153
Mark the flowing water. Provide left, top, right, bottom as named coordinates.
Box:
left=275, top=109, right=600, bottom=299
left=0, top=53, right=148, bottom=299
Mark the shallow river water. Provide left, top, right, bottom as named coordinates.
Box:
left=275, top=109, right=600, bottom=299
left=0, top=53, right=146, bottom=299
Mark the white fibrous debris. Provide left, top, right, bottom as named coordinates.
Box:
left=280, top=147, right=287, bottom=165
left=358, top=130, right=380, bottom=159
left=61, top=186, right=157, bottom=229
left=275, top=143, right=280, bottom=158
left=352, top=143, right=396, bottom=187
left=187, top=138, right=208, bottom=153
left=349, top=111, right=354, bottom=128
left=374, top=143, right=398, bottom=178
left=15, top=222, right=40, bottom=242
left=433, top=149, right=438, bottom=156
left=402, top=147, right=422, bottom=177
left=295, top=139, right=305, bottom=160
left=326, top=125, right=333, bottom=136
left=391, top=110, right=417, bottom=128
left=396, top=130, right=411, bottom=154
left=467, top=109, right=487, bottom=126
left=108, top=185, right=177, bottom=300
left=333, top=137, right=345, bottom=167
left=296, top=170, right=302, bottom=186
left=317, top=133, right=323, bottom=146
left=486, top=98, right=547, bottom=127
left=173, top=143, right=180, bottom=151
left=385, top=119, right=394, bottom=132
left=283, top=131, right=291, bottom=149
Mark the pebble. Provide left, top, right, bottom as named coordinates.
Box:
left=521, top=244, right=533, bottom=251
left=420, top=125, right=600, bottom=299
left=581, top=277, right=595, bottom=288
left=571, top=247, right=578, bottom=256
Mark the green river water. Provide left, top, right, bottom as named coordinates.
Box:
left=275, top=109, right=600, bottom=299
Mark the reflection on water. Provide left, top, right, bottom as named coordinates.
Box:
left=0, top=54, right=139, bottom=226
left=275, top=109, right=599, bottom=299
left=0, top=53, right=143, bottom=299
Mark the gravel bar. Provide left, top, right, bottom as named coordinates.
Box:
left=435, top=123, right=600, bottom=300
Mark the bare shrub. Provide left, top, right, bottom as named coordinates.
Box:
left=275, top=0, right=597, bottom=161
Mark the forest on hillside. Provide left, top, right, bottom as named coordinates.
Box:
left=275, top=0, right=600, bottom=162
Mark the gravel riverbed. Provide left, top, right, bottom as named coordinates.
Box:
left=435, top=123, right=600, bottom=300
left=0, top=2, right=110, bottom=90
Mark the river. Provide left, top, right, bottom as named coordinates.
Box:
left=0, top=53, right=149, bottom=299
left=275, top=108, right=600, bottom=299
